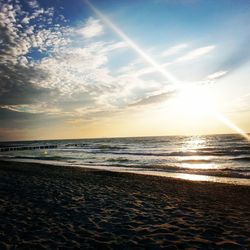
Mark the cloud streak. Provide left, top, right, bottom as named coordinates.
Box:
left=207, top=71, right=228, bottom=80
left=162, top=43, right=188, bottom=57
left=129, top=91, right=175, bottom=107
left=177, top=45, right=215, bottom=62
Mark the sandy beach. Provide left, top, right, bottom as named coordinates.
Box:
left=0, top=160, right=249, bottom=249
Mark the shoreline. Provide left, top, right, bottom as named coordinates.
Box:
left=0, top=160, right=250, bottom=248
left=1, top=158, right=250, bottom=186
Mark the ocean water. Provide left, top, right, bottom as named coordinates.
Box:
left=1, top=134, right=250, bottom=185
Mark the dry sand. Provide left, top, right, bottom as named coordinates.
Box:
left=0, top=160, right=249, bottom=249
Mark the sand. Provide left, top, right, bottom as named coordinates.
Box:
left=0, top=160, right=249, bottom=249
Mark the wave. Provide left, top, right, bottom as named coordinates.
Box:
left=180, top=159, right=213, bottom=164
left=64, top=144, right=127, bottom=151
left=107, top=157, right=130, bottom=163
left=102, top=150, right=250, bottom=157
left=14, top=156, right=66, bottom=161
left=232, top=157, right=250, bottom=162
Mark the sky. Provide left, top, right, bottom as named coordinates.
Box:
left=0, top=0, right=250, bottom=141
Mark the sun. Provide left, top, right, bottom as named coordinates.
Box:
left=173, top=84, right=217, bottom=119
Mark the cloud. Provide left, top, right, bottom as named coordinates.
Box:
left=200, top=70, right=228, bottom=85
left=0, top=0, right=183, bottom=131
left=0, top=107, right=44, bottom=133
left=0, top=0, right=71, bottom=106
left=0, top=1, right=70, bottom=63
left=177, top=45, right=215, bottom=62
left=28, top=0, right=40, bottom=9
left=36, top=41, right=125, bottom=97
left=0, top=62, right=56, bottom=105
left=0, top=0, right=158, bottom=122
left=0, top=1, right=119, bottom=111
left=207, top=71, right=228, bottom=80
left=0, top=104, right=62, bottom=115
left=201, top=38, right=250, bottom=85
left=0, top=107, right=67, bottom=139
left=162, top=43, right=188, bottom=57
left=76, top=17, right=104, bottom=38
left=129, top=91, right=175, bottom=107
left=117, top=44, right=216, bottom=79
left=100, top=41, right=128, bottom=53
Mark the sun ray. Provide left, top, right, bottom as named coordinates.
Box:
left=84, top=0, right=250, bottom=142
left=84, top=0, right=180, bottom=88
left=216, top=113, right=250, bottom=141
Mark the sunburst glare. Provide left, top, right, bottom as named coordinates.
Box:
left=84, top=0, right=250, bottom=142
left=174, top=85, right=218, bottom=119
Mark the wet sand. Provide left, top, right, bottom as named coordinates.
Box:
left=0, top=160, right=249, bottom=249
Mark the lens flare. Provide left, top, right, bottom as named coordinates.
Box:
left=84, top=0, right=250, bottom=142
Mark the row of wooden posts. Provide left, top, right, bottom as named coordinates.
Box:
left=0, top=145, right=58, bottom=152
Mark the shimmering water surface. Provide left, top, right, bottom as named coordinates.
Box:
left=1, top=134, right=250, bottom=184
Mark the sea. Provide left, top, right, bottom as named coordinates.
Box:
left=0, top=134, right=250, bottom=185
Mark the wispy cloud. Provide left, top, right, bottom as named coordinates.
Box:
left=177, top=45, right=215, bottom=62
left=207, top=71, right=228, bottom=80
left=0, top=104, right=62, bottom=115
left=162, top=43, right=188, bottom=57
left=129, top=90, right=175, bottom=107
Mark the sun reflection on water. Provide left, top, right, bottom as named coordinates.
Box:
left=179, top=136, right=218, bottom=169
left=182, top=135, right=207, bottom=151
left=181, top=162, right=216, bottom=169
left=175, top=173, right=211, bottom=182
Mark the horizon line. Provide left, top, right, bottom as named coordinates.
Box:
left=1, top=131, right=249, bottom=143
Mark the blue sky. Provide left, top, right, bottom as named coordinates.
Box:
left=0, top=0, right=250, bottom=140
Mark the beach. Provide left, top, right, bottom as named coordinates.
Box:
left=0, top=160, right=249, bottom=249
